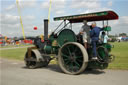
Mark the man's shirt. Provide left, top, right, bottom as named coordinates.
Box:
left=103, top=35, right=109, bottom=43
left=90, top=26, right=103, bottom=41
left=80, top=24, right=90, bottom=42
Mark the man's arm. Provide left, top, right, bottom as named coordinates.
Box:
left=100, top=26, right=107, bottom=31
left=99, top=27, right=104, bottom=31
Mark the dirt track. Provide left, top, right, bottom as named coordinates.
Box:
left=0, top=58, right=128, bottom=85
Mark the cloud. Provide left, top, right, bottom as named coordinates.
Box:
left=111, top=16, right=128, bottom=27
left=40, top=0, right=67, bottom=17
left=5, top=0, right=37, bottom=11
left=1, top=23, right=21, bottom=37
left=107, top=1, right=113, bottom=7
left=120, top=16, right=128, bottom=24
left=18, top=0, right=37, bottom=8
left=55, top=10, right=65, bottom=15
left=0, top=14, right=36, bottom=25
left=70, top=0, right=100, bottom=9
left=24, top=15, right=36, bottom=21
left=0, top=14, right=37, bottom=37
left=109, top=16, right=128, bottom=34
left=82, top=7, right=112, bottom=13
left=5, top=4, right=16, bottom=11
left=0, top=14, right=21, bottom=37
left=0, top=14, right=20, bottom=25
left=41, top=0, right=66, bottom=10
left=69, top=0, right=112, bottom=15
left=40, top=1, right=49, bottom=9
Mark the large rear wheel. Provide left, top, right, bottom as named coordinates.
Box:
left=58, top=42, right=88, bottom=75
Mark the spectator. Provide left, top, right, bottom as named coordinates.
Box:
left=101, top=31, right=109, bottom=43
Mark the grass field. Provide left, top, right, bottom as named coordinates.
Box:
left=108, top=42, right=128, bottom=70
left=0, top=42, right=128, bottom=70
left=0, top=44, right=33, bottom=48
left=0, top=48, right=27, bottom=60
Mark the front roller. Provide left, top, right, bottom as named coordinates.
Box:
left=58, top=42, right=88, bottom=75
left=24, top=49, right=50, bottom=69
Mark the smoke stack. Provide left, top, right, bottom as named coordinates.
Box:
left=44, top=19, right=48, bottom=40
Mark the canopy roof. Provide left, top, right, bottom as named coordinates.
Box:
left=54, top=11, right=119, bottom=23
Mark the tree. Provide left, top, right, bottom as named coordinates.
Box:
left=119, top=33, right=127, bottom=37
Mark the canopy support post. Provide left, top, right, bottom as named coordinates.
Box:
left=64, top=20, right=66, bottom=28
left=102, top=21, right=104, bottom=27
left=107, top=20, right=108, bottom=26
left=53, top=20, right=64, bottom=33
left=70, top=23, right=72, bottom=30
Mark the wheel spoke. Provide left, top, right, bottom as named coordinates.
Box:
left=62, top=48, right=69, bottom=55
left=63, top=57, right=71, bottom=63
left=74, top=66, right=80, bottom=71
left=74, top=61, right=80, bottom=67
left=69, top=45, right=75, bottom=52
left=70, top=62, right=74, bottom=72
left=75, top=50, right=82, bottom=56
left=65, top=60, right=70, bottom=65
left=67, top=47, right=72, bottom=55
left=62, top=53, right=69, bottom=58
left=74, top=46, right=78, bottom=52
left=76, top=56, right=82, bottom=58
left=63, top=58, right=69, bottom=61
left=77, top=59, right=83, bottom=63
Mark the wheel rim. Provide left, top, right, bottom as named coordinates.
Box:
left=58, top=42, right=88, bottom=74
left=97, top=46, right=109, bottom=63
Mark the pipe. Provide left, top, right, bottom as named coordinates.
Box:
left=44, top=19, right=48, bottom=40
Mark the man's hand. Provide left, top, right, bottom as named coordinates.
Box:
left=103, top=25, right=107, bottom=28
left=80, top=32, right=84, bottom=34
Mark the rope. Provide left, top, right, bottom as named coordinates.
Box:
left=48, top=0, right=52, bottom=24
left=16, top=0, right=26, bottom=40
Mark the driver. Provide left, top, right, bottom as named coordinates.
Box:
left=90, top=22, right=104, bottom=60
left=79, top=20, right=90, bottom=49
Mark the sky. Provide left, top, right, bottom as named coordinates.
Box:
left=0, top=0, right=128, bottom=37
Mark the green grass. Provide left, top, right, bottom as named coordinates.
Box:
left=0, top=48, right=27, bottom=60
left=0, top=42, right=128, bottom=70
left=0, top=46, right=57, bottom=64
left=0, top=44, right=33, bottom=48
left=108, top=42, right=128, bottom=70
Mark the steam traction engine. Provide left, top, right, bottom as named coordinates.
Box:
left=24, top=11, right=118, bottom=75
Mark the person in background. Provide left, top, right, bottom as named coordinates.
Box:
left=101, top=31, right=109, bottom=44
left=90, top=22, right=104, bottom=60
left=79, top=20, right=90, bottom=49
